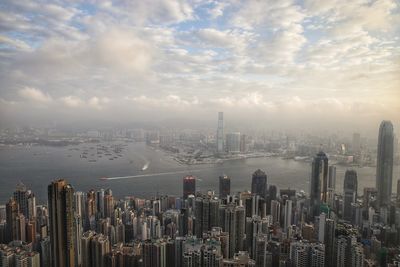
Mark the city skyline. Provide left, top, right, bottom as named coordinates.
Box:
left=0, top=0, right=399, bottom=133
left=0, top=118, right=399, bottom=266
left=0, top=1, right=400, bottom=266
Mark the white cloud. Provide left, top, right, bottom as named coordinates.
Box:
left=305, top=0, right=399, bottom=31
left=0, top=35, right=31, bottom=51
left=88, top=97, right=110, bottom=110
left=195, top=28, right=254, bottom=52
left=129, top=94, right=199, bottom=109
left=90, top=28, right=155, bottom=73
left=97, top=0, right=194, bottom=25
left=18, top=87, right=52, bottom=103
left=257, top=24, right=306, bottom=64
left=232, top=0, right=305, bottom=30
left=207, top=1, right=228, bottom=19
left=60, top=96, right=84, bottom=108
left=0, top=0, right=398, bottom=133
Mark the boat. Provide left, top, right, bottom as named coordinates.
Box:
left=99, top=177, right=108, bottom=181
left=141, top=163, right=149, bottom=171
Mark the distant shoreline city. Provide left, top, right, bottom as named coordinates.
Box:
left=1, top=112, right=398, bottom=169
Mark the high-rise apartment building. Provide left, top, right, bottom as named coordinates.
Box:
left=48, top=179, right=76, bottom=267
left=219, top=175, right=231, bottom=199
left=327, top=166, right=336, bottom=207
left=183, top=175, right=196, bottom=199
left=13, top=182, right=28, bottom=218
left=5, top=198, right=18, bottom=243
left=251, top=169, right=267, bottom=198
left=343, top=170, right=358, bottom=221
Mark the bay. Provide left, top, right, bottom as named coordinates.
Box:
left=0, top=142, right=398, bottom=203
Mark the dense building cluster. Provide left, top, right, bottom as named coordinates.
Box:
left=0, top=121, right=397, bottom=267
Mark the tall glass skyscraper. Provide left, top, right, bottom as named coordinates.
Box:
left=310, top=151, right=329, bottom=219
left=376, top=120, right=394, bottom=207
left=217, top=112, right=224, bottom=153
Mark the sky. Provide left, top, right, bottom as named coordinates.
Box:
left=0, top=0, right=399, bottom=135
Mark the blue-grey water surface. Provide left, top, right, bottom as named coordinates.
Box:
left=0, top=142, right=398, bottom=203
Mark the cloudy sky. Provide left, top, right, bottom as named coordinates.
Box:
left=0, top=0, right=399, bottom=134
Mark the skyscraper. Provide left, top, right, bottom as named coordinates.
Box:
left=221, top=204, right=237, bottom=258
left=324, top=219, right=336, bottom=267
left=251, top=169, right=267, bottom=198
left=13, top=182, right=28, bottom=218
left=310, top=243, right=325, bottom=267
left=327, top=166, right=336, bottom=207
left=240, top=134, right=247, bottom=153
left=283, top=200, right=293, bottom=230
left=343, top=170, right=358, bottom=221
left=219, top=175, right=230, bottom=199
left=310, top=152, right=328, bottom=219
left=376, top=120, right=394, bottom=207
left=216, top=112, right=224, bottom=154
left=5, top=198, right=18, bottom=243
left=96, top=189, right=105, bottom=218
left=397, top=179, right=400, bottom=207
left=85, top=189, right=96, bottom=231
left=48, top=179, right=76, bottom=267
left=235, top=206, right=245, bottom=252
left=183, top=175, right=196, bottom=199
left=81, top=231, right=95, bottom=267
left=226, top=132, right=241, bottom=153
left=352, top=133, right=361, bottom=153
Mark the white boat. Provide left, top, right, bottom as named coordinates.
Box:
left=141, top=163, right=149, bottom=171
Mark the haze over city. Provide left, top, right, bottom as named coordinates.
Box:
left=0, top=0, right=399, bottom=135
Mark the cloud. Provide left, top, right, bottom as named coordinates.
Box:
left=129, top=94, right=199, bottom=110
left=0, top=0, right=398, bottom=134
left=97, top=0, right=194, bottom=25
left=305, top=0, right=399, bottom=32
left=257, top=24, right=306, bottom=64
left=207, top=2, right=228, bottom=19
left=0, top=35, right=31, bottom=51
left=88, top=97, right=110, bottom=110
left=195, top=28, right=254, bottom=52
left=18, top=87, right=52, bottom=103
left=60, top=96, right=84, bottom=108
left=92, top=28, right=155, bottom=73
left=231, top=0, right=305, bottom=30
